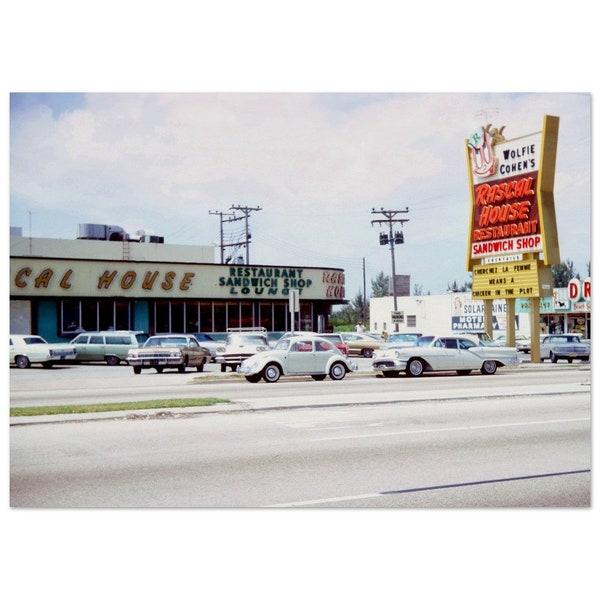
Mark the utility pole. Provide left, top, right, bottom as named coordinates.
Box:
left=208, top=210, right=235, bottom=263
left=371, top=207, right=410, bottom=312
left=230, top=205, right=262, bottom=264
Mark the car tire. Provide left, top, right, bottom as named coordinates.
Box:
left=480, top=360, right=497, bottom=375
left=362, top=348, right=373, bottom=358
left=196, top=358, right=206, bottom=372
left=245, top=374, right=262, bottom=383
left=407, top=358, right=425, bottom=377
left=263, top=363, right=281, bottom=383
left=133, top=366, right=142, bottom=374
left=550, top=352, right=558, bottom=363
left=155, top=366, right=164, bottom=373
left=329, top=362, right=346, bottom=381
left=105, top=356, right=120, bottom=366
left=311, top=374, right=326, bottom=381
left=15, top=355, right=31, bottom=369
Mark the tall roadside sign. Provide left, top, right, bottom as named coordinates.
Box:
left=465, top=115, right=560, bottom=361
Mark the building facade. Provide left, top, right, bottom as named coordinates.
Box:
left=9, top=233, right=347, bottom=342
left=370, top=288, right=591, bottom=340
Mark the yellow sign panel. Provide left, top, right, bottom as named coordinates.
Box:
left=472, top=260, right=553, bottom=299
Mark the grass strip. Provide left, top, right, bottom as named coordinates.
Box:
left=10, top=398, right=230, bottom=417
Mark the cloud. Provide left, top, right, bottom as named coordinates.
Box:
left=9, top=92, right=592, bottom=295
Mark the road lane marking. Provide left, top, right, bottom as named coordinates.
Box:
left=309, top=417, right=590, bottom=442
left=265, top=469, right=591, bottom=507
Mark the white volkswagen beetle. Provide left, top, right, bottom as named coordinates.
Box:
left=237, top=335, right=358, bottom=383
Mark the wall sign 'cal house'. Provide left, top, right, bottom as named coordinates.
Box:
left=465, top=115, right=560, bottom=299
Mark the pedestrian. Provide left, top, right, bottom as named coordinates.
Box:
left=355, top=321, right=366, bottom=333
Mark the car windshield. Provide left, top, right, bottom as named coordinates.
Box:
left=145, top=337, right=188, bottom=347
left=228, top=334, right=266, bottom=345
left=275, top=339, right=291, bottom=351
left=388, top=334, right=420, bottom=343
left=415, top=336, right=435, bottom=346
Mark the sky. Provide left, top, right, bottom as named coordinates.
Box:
left=9, top=92, right=591, bottom=299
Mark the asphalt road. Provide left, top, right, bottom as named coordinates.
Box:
left=10, top=360, right=591, bottom=508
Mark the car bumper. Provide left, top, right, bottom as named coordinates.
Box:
left=127, top=357, right=184, bottom=367
left=237, top=362, right=260, bottom=375
left=217, top=354, right=256, bottom=365
left=372, top=359, right=407, bottom=371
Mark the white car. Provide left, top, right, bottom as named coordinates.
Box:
left=372, top=335, right=518, bottom=377
left=216, top=328, right=270, bottom=372
left=237, top=335, right=358, bottom=383
left=10, top=334, right=78, bottom=368
left=539, top=334, right=590, bottom=363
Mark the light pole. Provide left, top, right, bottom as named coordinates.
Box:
left=371, top=207, right=409, bottom=312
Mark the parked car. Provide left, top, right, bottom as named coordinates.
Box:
left=379, top=332, right=422, bottom=350
left=277, top=331, right=349, bottom=356
left=10, top=334, right=77, bottom=369
left=192, top=333, right=226, bottom=362
left=339, top=332, right=384, bottom=358
left=371, top=334, right=518, bottom=377
left=493, top=334, right=530, bottom=351
left=216, top=327, right=270, bottom=372
left=70, top=330, right=149, bottom=365
left=516, top=337, right=533, bottom=353
left=126, top=334, right=211, bottom=374
left=237, top=335, right=358, bottom=383
left=539, top=334, right=590, bottom=363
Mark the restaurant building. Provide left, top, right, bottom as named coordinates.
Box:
left=9, top=225, right=347, bottom=343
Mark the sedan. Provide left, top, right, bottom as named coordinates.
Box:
left=371, top=335, right=519, bottom=377
left=339, top=332, right=384, bottom=358
left=10, top=334, right=77, bottom=368
left=237, top=336, right=358, bottom=383
left=539, top=334, right=590, bottom=363
left=127, top=334, right=211, bottom=374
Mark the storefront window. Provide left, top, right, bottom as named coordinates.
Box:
left=170, top=302, right=184, bottom=332
left=240, top=302, right=254, bottom=328
left=227, top=302, right=241, bottom=328
left=98, top=300, right=113, bottom=331
left=273, top=302, right=287, bottom=331
left=81, top=300, right=98, bottom=331
left=213, top=302, right=226, bottom=332
left=61, top=299, right=134, bottom=333
left=62, top=300, right=81, bottom=332
left=199, top=302, right=213, bottom=332
left=115, top=301, right=131, bottom=330
left=185, top=301, right=200, bottom=332
left=155, top=301, right=170, bottom=333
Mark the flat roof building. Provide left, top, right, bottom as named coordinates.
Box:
left=9, top=227, right=347, bottom=342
